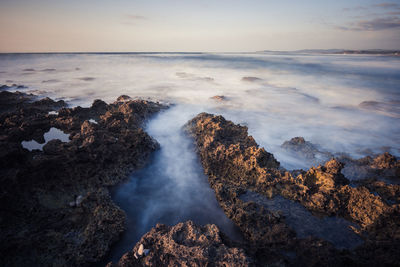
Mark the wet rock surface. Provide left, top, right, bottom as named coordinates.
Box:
left=110, top=221, right=251, bottom=267
left=339, top=152, right=400, bottom=183
left=185, top=112, right=400, bottom=266
left=359, top=100, right=400, bottom=118
left=241, top=76, right=262, bottom=82
left=0, top=91, right=166, bottom=266
left=281, top=136, right=333, bottom=165
left=210, top=95, right=228, bottom=102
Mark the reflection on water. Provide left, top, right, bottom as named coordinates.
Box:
left=240, top=191, right=363, bottom=249
left=21, top=127, right=70, bottom=151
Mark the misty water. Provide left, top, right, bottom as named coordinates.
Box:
left=105, top=106, right=242, bottom=262
left=1, top=52, right=399, bottom=169
left=1, top=52, right=399, bottom=260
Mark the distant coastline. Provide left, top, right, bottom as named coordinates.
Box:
left=260, top=49, right=400, bottom=56
left=0, top=49, right=399, bottom=55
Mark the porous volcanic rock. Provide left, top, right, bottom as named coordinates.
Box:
left=111, top=221, right=251, bottom=267
left=185, top=112, right=400, bottom=266
left=0, top=91, right=166, bottom=266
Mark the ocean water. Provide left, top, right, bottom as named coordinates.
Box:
left=1, top=52, right=399, bottom=169
left=1, top=53, right=399, bottom=261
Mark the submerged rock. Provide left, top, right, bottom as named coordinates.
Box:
left=281, top=136, right=333, bottom=165
left=241, top=76, right=262, bottom=82
left=359, top=100, right=400, bottom=118
left=210, top=95, right=227, bottom=102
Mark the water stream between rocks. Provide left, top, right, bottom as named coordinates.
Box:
left=104, top=106, right=242, bottom=263
left=103, top=105, right=367, bottom=264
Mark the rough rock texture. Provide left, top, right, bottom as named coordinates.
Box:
left=185, top=112, right=400, bottom=266
left=112, top=221, right=251, bottom=267
left=0, top=91, right=166, bottom=266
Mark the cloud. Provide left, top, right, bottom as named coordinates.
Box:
left=336, top=17, right=400, bottom=31
left=355, top=17, right=400, bottom=30
left=342, top=6, right=367, bottom=12
left=122, top=14, right=148, bottom=26
left=374, top=2, right=400, bottom=9
left=126, top=14, right=147, bottom=20
left=387, top=11, right=400, bottom=15
left=342, top=2, right=400, bottom=13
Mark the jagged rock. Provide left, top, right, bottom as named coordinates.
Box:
left=357, top=179, right=400, bottom=205
left=297, top=159, right=349, bottom=193
left=185, top=112, right=400, bottom=266
left=0, top=92, right=166, bottom=266
left=113, top=221, right=252, bottom=267
left=116, top=95, right=132, bottom=102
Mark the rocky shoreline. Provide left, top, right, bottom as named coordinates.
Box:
left=0, top=91, right=166, bottom=266
left=184, top=112, right=400, bottom=266
left=1, top=91, right=399, bottom=266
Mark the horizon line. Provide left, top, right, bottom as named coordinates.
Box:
left=0, top=49, right=399, bottom=54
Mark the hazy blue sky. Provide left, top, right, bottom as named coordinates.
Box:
left=0, top=0, right=399, bottom=52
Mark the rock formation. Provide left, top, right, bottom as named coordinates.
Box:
left=185, top=112, right=400, bottom=266
left=110, top=221, right=251, bottom=267
left=0, top=91, right=166, bottom=266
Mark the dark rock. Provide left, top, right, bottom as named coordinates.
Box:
left=242, top=77, right=262, bottom=82
left=0, top=91, right=166, bottom=266
left=210, top=95, right=227, bottom=102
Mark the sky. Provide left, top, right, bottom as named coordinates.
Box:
left=0, top=0, right=399, bottom=52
